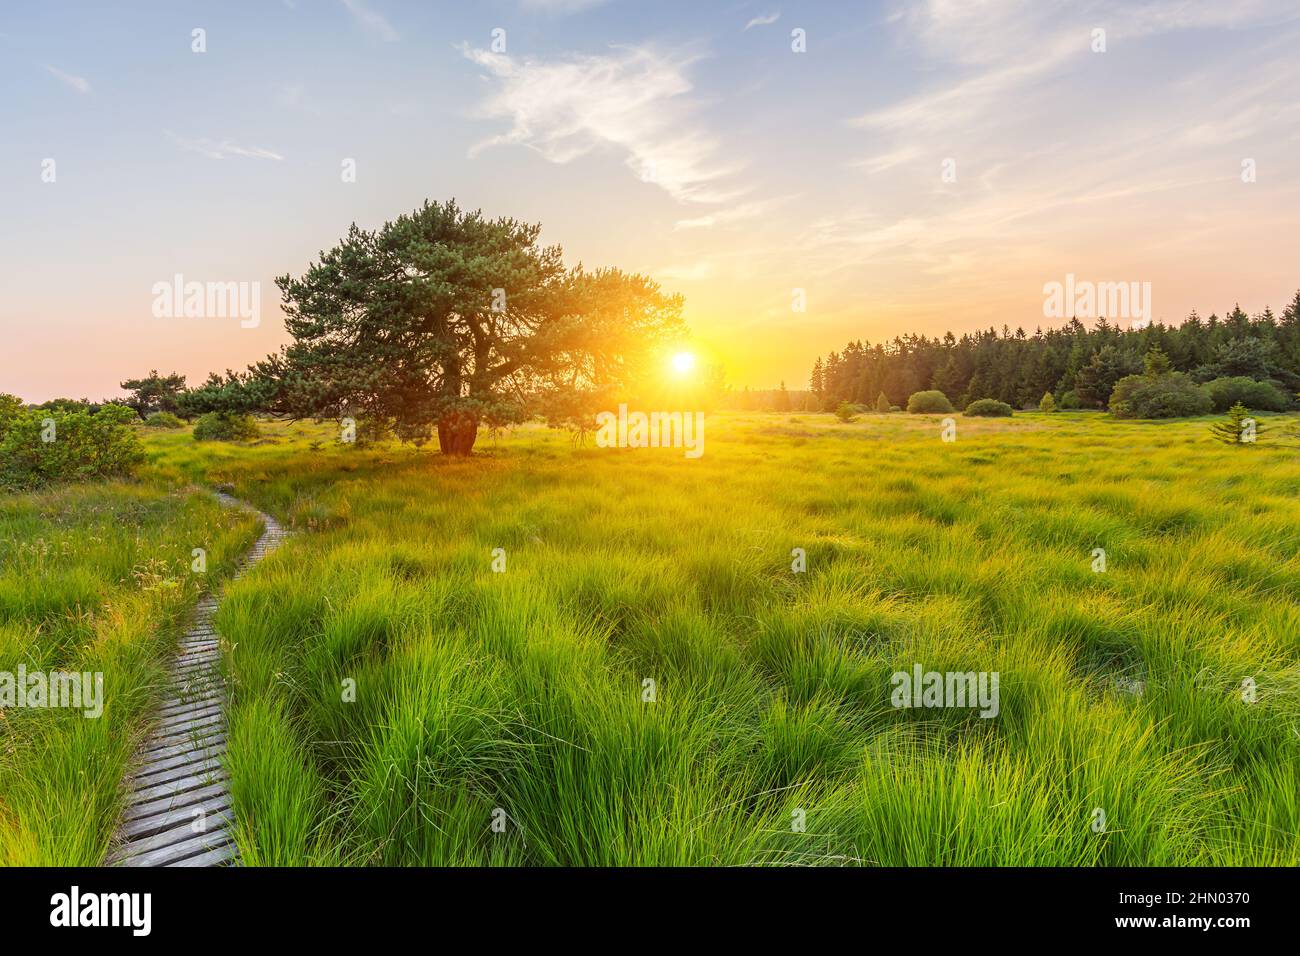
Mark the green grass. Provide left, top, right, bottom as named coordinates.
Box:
left=0, top=480, right=259, bottom=865
left=150, top=411, right=1300, bottom=865
left=3, top=410, right=1299, bottom=865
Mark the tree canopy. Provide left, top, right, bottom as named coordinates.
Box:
left=120, top=371, right=186, bottom=419
left=188, top=200, right=684, bottom=455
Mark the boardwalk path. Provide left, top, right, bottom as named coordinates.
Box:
left=109, top=493, right=287, bottom=867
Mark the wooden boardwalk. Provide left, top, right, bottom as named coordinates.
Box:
left=109, top=493, right=287, bottom=867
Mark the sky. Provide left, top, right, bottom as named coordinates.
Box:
left=2, top=0, right=1300, bottom=403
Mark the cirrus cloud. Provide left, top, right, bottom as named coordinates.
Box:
left=461, top=43, right=744, bottom=204
left=44, top=65, right=91, bottom=94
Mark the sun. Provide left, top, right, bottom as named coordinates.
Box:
left=670, top=351, right=696, bottom=376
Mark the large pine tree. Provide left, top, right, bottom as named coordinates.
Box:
left=199, top=200, right=684, bottom=455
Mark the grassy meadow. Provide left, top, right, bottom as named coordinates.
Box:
left=0, top=482, right=259, bottom=865
left=4, top=409, right=1299, bottom=865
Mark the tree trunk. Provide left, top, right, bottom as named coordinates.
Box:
left=436, top=411, right=478, bottom=456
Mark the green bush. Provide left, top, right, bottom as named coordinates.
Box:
left=1058, top=390, right=1081, bottom=410
left=1039, top=392, right=1057, bottom=413
left=192, top=412, right=261, bottom=442
left=907, top=390, right=955, bottom=414
left=1201, top=376, right=1291, bottom=413
left=0, top=404, right=145, bottom=489
left=144, top=411, right=185, bottom=429
left=834, top=401, right=857, bottom=423
left=1109, top=372, right=1213, bottom=419
left=964, top=398, right=1013, bottom=417
left=0, top=393, right=24, bottom=440
left=875, top=391, right=891, bottom=414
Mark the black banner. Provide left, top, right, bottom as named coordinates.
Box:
left=0, top=867, right=1289, bottom=942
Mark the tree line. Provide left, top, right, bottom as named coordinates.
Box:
left=810, top=295, right=1300, bottom=413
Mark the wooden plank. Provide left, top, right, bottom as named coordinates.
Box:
left=122, top=781, right=231, bottom=827
left=168, top=678, right=223, bottom=698
left=148, top=712, right=226, bottom=743
left=155, top=703, right=223, bottom=727
left=138, top=734, right=226, bottom=764
left=120, top=785, right=232, bottom=837
left=149, top=711, right=224, bottom=737
left=119, top=796, right=233, bottom=843
left=114, top=820, right=235, bottom=867
left=155, top=699, right=222, bottom=719
left=117, top=805, right=231, bottom=851
left=173, top=657, right=218, bottom=668
left=131, top=749, right=226, bottom=785
left=144, top=713, right=224, bottom=746
left=170, top=679, right=222, bottom=693
left=166, top=842, right=240, bottom=867
left=174, top=651, right=220, bottom=666
left=144, top=727, right=225, bottom=756
left=157, top=693, right=223, bottom=716
left=175, top=643, right=219, bottom=655
left=128, top=768, right=228, bottom=806
left=172, top=666, right=220, bottom=681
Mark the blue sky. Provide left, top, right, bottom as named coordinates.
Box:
left=3, top=0, right=1300, bottom=401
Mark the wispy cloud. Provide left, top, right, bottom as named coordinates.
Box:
left=674, top=195, right=797, bottom=230
left=744, top=12, right=780, bottom=31
left=461, top=44, right=743, bottom=204
left=859, top=0, right=1300, bottom=133
left=850, top=146, right=921, bottom=175
left=830, top=0, right=1300, bottom=275
left=340, top=0, right=398, bottom=41
left=44, top=65, right=91, bottom=94
left=168, top=132, right=284, bottom=161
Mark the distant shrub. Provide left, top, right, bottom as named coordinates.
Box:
left=1039, top=391, right=1057, bottom=412
left=0, top=393, right=24, bottom=440
left=144, top=411, right=185, bottom=429
left=1058, top=390, right=1081, bottom=409
left=1201, top=376, right=1291, bottom=413
left=889, top=404, right=901, bottom=412
left=0, top=404, right=145, bottom=490
left=192, top=412, right=260, bottom=442
left=907, top=390, right=955, bottom=414
left=1109, top=372, right=1212, bottom=419
left=33, top=397, right=97, bottom=415
left=964, top=398, right=1013, bottom=417
left=875, top=391, right=891, bottom=414
left=834, top=401, right=857, bottom=422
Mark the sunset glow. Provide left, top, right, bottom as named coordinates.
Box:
left=3, top=1, right=1299, bottom=405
